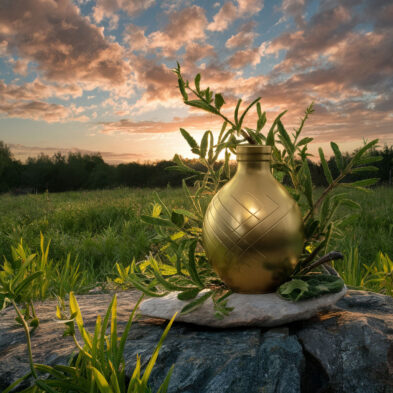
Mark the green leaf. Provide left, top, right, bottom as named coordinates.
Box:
left=180, top=291, right=213, bottom=314
left=177, top=287, right=200, bottom=300
left=330, top=142, right=344, bottom=171
left=266, top=127, right=275, bottom=146
left=200, top=131, right=209, bottom=158
left=178, top=78, right=188, bottom=101
left=277, top=120, right=295, bottom=154
left=355, top=155, right=383, bottom=165
left=35, top=380, right=59, bottom=393
left=267, top=110, right=287, bottom=137
left=351, top=166, right=379, bottom=173
left=184, top=100, right=218, bottom=114
left=150, top=258, right=192, bottom=291
left=350, top=139, right=379, bottom=166
left=278, top=279, right=309, bottom=301
left=157, top=365, right=174, bottom=393
left=346, top=178, right=379, bottom=187
left=180, top=128, right=198, bottom=149
left=118, top=295, right=144, bottom=371
left=141, top=215, right=173, bottom=227
left=214, top=93, right=225, bottom=111
left=194, top=73, right=201, bottom=92
left=297, top=137, right=313, bottom=146
left=238, top=97, right=260, bottom=131
left=234, top=99, right=242, bottom=127
left=171, top=211, right=184, bottom=227
left=14, top=271, right=43, bottom=296
left=302, top=159, right=314, bottom=208
left=141, top=313, right=177, bottom=387
left=92, top=367, right=114, bottom=393
left=173, top=208, right=199, bottom=221
left=319, top=148, right=333, bottom=184
left=187, top=240, right=204, bottom=288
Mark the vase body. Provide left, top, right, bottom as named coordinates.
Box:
left=202, top=145, right=304, bottom=294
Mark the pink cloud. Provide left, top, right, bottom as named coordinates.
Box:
left=148, top=5, right=208, bottom=56
left=208, top=0, right=263, bottom=31
left=225, top=21, right=257, bottom=49
left=123, top=24, right=148, bottom=51
left=0, top=0, right=131, bottom=88
left=183, top=43, right=216, bottom=65
left=0, top=100, right=71, bottom=122
left=0, top=79, right=83, bottom=101
left=228, top=48, right=261, bottom=68
left=93, top=0, right=155, bottom=21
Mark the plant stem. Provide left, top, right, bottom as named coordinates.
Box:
left=11, top=299, right=38, bottom=379
left=304, top=172, right=347, bottom=222
left=186, top=86, right=257, bottom=145
left=297, top=251, right=344, bottom=275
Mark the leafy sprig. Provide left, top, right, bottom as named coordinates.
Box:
left=122, top=64, right=381, bottom=316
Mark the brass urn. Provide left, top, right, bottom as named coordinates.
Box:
left=202, top=145, right=304, bottom=293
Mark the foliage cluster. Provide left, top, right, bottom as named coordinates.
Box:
left=2, top=264, right=175, bottom=393
left=0, top=234, right=87, bottom=327
left=125, top=65, right=384, bottom=311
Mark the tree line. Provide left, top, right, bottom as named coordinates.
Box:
left=0, top=141, right=392, bottom=194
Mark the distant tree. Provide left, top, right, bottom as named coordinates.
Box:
left=0, top=141, right=22, bottom=192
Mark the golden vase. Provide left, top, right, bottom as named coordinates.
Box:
left=202, top=145, right=304, bottom=293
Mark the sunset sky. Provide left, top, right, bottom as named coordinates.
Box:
left=0, top=0, right=392, bottom=163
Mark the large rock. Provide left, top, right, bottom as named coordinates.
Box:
left=139, top=287, right=347, bottom=328
left=0, top=290, right=392, bottom=393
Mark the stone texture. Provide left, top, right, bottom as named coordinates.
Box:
left=0, top=289, right=392, bottom=393
left=139, top=287, right=347, bottom=328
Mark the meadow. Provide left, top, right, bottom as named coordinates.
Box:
left=0, top=186, right=392, bottom=295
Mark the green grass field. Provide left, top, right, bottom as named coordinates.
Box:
left=1, top=186, right=392, bottom=293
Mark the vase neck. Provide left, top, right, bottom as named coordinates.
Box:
left=237, top=160, right=271, bottom=174
left=235, top=145, right=272, bottom=174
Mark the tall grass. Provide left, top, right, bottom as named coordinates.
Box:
left=0, top=188, right=186, bottom=285
left=1, top=186, right=392, bottom=296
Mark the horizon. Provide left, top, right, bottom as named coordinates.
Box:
left=1, top=0, right=392, bottom=164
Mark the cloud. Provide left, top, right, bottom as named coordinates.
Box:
left=93, top=0, right=155, bottom=22
left=129, top=56, right=180, bottom=113
left=99, top=113, right=223, bottom=134
left=183, top=43, right=216, bottom=65
left=208, top=0, right=263, bottom=31
left=0, top=79, right=88, bottom=122
left=123, top=24, right=148, bottom=51
left=225, top=21, right=257, bottom=49
left=208, top=2, right=238, bottom=32
left=279, top=0, right=307, bottom=28
left=0, top=100, right=71, bottom=122
left=0, top=0, right=131, bottom=88
left=148, top=5, right=208, bottom=56
left=228, top=47, right=262, bottom=68
left=0, top=79, right=83, bottom=101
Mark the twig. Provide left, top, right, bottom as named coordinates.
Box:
left=297, top=251, right=344, bottom=275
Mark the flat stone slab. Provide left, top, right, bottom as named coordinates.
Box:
left=140, top=287, right=348, bottom=328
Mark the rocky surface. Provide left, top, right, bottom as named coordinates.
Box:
left=139, top=287, right=347, bottom=328
left=0, top=289, right=392, bottom=393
